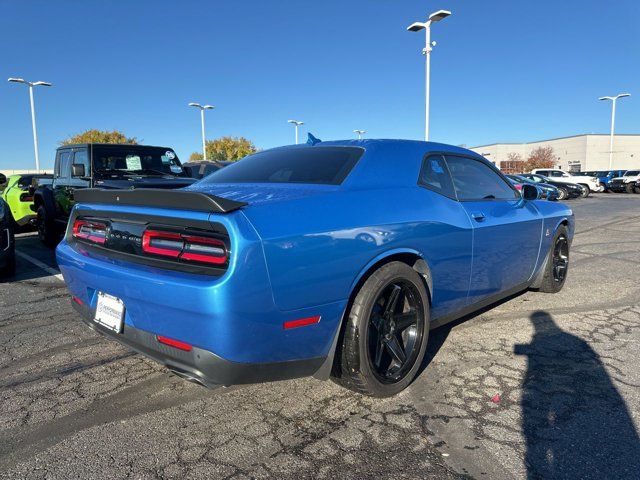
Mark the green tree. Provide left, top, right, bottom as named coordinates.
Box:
left=60, top=129, right=138, bottom=145
left=189, top=136, right=257, bottom=162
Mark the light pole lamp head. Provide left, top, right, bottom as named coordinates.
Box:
left=407, top=22, right=427, bottom=32
left=288, top=120, right=304, bottom=126
left=32, top=81, right=52, bottom=87
left=188, top=102, right=202, bottom=109
left=599, top=93, right=631, bottom=101
left=202, top=105, right=215, bottom=110
left=354, top=129, right=366, bottom=135
left=8, top=77, right=27, bottom=84
left=429, top=10, right=452, bottom=23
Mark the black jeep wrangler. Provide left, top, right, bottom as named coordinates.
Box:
left=34, top=143, right=196, bottom=246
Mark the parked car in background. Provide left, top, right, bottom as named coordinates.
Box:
left=183, top=161, right=232, bottom=179
left=506, top=174, right=559, bottom=201
left=0, top=197, right=16, bottom=278
left=575, top=170, right=627, bottom=192
left=57, top=139, right=574, bottom=397
left=518, top=173, right=583, bottom=200
left=531, top=168, right=602, bottom=196
left=608, top=170, right=640, bottom=193
left=34, top=144, right=197, bottom=246
left=1, top=173, right=53, bottom=229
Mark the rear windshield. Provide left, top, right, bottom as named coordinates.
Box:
left=201, top=146, right=363, bottom=185
left=92, top=146, right=185, bottom=176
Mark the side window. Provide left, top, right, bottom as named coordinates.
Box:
left=73, top=150, right=90, bottom=175
left=57, top=151, right=72, bottom=179
left=418, top=154, right=455, bottom=198
left=536, top=170, right=548, bottom=176
left=445, top=156, right=518, bottom=201
left=550, top=171, right=563, bottom=177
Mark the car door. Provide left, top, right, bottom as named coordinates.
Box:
left=445, top=155, right=543, bottom=305
left=64, top=148, right=91, bottom=216
left=53, top=149, right=73, bottom=222
left=416, top=154, right=473, bottom=320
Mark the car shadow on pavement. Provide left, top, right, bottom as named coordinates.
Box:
left=515, top=310, right=640, bottom=479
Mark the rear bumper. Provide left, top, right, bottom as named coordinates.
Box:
left=71, top=299, right=325, bottom=387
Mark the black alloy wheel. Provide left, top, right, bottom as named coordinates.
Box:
left=367, top=280, right=425, bottom=383
left=552, top=235, right=569, bottom=284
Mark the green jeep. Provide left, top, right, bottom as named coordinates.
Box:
left=0, top=173, right=52, bottom=229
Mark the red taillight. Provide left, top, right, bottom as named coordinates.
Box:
left=72, top=296, right=83, bottom=305
left=73, top=219, right=107, bottom=245
left=20, top=193, right=34, bottom=202
left=142, top=230, right=183, bottom=258
left=142, top=230, right=227, bottom=265
left=180, top=235, right=227, bottom=265
left=157, top=335, right=193, bottom=351
left=283, top=315, right=321, bottom=330
left=514, top=184, right=523, bottom=191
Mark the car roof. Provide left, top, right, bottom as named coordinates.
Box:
left=261, top=139, right=490, bottom=189
left=58, top=143, right=175, bottom=150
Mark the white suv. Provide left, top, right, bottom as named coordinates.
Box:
left=608, top=170, right=640, bottom=193
left=531, top=169, right=603, bottom=196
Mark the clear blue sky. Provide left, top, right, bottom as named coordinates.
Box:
left=1, top=0, right=638, bottom=170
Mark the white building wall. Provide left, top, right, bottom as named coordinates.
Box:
left=470, top=134, right=640, bottom=172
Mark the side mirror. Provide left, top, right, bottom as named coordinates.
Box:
left=522, top=184, right=539, bottom=201
left=71, top=163, right=86, bottom=178
left=0, top=173, right=6, bottom=185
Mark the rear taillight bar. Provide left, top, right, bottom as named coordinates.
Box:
left=142, top=229, right=227, bottom=265
left=72, top=219, right=107, bottom=245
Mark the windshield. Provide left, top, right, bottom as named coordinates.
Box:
left=92, top=146, right=185, bottom=176
left=624, top=170, right=640, bottom=176
left=201, top=146, right=364, bottom=185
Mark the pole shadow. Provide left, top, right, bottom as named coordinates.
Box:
left=515, top=310, right=640, bottom=479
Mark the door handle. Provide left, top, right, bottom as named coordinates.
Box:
left=471, top=212, right=486, bottom=222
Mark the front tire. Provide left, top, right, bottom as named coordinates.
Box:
left=625, top=183, right=635, bottom=194
left=332, top=262, right=429, bottom=397
left=538, top=226, right=570, bottom=293
left=557, top=187, right=568, bottom=201
left=579, top=185, right=590, bottom=198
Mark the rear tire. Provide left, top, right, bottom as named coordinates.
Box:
left=538, top=226, right=570, bottom=294
left=332, top=262, right=429, bottom=397
left=37, top=205, right=59, bottom=247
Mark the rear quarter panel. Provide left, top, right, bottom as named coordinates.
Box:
left=242, top=186, right=473, bottom=319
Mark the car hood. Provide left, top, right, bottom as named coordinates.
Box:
left=186, top=182, right=339, bottom=206
left=93, top=177, right=196, bottom=189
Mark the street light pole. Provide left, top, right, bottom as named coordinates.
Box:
left=353, top=129, right=366, bottom=140
left=288, top=120, right=304, bottom=144
left=189, top=102, right=215, bottom=161
left=407, top=10, right=451, bottom=141
left=599, top=93, right=630, bottom=169
left=8, top=77, right=52, bottom=172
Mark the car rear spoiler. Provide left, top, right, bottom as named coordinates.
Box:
left=74, top=188, right=247, bottom=214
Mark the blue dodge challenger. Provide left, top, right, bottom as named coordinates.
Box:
left=57, top=139, right=574, bottom=397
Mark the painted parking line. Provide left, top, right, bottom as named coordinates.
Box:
left=15, top=250, right=63, bottom=282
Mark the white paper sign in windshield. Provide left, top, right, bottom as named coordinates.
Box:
left=126, top=155, right=142, bottom=170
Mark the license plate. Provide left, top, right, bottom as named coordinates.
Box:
left=94, top=292, right=125, bottom=333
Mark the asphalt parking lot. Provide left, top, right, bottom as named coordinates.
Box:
left=1, top=195, right=639, bottom=479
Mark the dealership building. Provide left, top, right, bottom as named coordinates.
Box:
left=469, top=134, right=640, bottom=172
